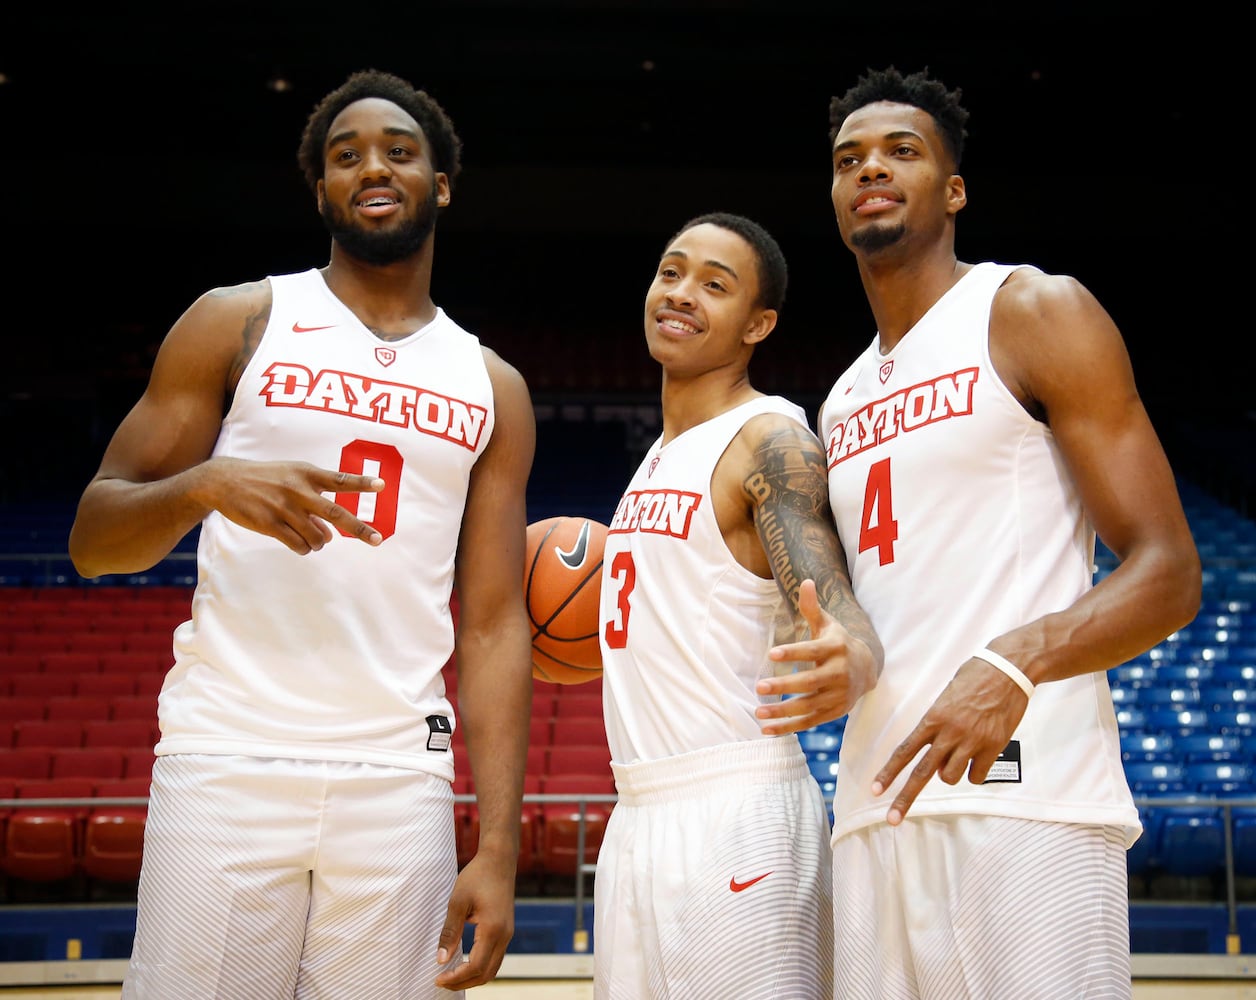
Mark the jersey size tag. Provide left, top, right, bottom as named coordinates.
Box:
left=426, top=714, right=453, bottom=752
left=982, top=739, right=1022, bottom=783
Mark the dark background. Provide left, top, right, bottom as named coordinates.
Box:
left=1, top=1, right=1247, bottom=514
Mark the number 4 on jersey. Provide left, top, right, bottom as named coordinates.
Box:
left=859, top=458, right=898, bottom=566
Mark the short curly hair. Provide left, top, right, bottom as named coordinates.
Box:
left=828, top=66, right=969, bottom=169
left=296, top=69, right=463, bottom=196
left=667, top=212, right=788, bottom=313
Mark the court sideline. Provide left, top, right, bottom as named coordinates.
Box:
left=1, top=979, right=1254, bottom=998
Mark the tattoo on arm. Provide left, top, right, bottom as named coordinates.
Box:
left=745, top=426, right=880, bottom=656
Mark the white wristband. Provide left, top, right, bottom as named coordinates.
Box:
left=973, top=647, right=1035, bottom=698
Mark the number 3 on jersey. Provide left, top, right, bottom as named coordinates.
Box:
left=603, top=550, right=635, bottom=649
left=859, top=457, right=898, bottom=566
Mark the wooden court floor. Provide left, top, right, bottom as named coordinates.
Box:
left=1, top=980, right=1254, bottom=998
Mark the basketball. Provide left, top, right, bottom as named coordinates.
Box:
left=525, top=516, right=608, bottom=685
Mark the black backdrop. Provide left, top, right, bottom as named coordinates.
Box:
left=1, top=1, right=1244, bottom=508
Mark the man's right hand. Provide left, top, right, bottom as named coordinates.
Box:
left=202, top=457, right=385, bottom=553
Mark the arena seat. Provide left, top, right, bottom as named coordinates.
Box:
left=1233, top=806, right=1256, bottom=879
left=74, top=673, right=137, bottom=698
left=49, top=748, right=124, bottom=782
left=44, top=695, right=110, bottom=723
left=0, top=695, right=49, bottom=727
left=1175, top=733, right=1246, bottom=763
left=121, top=748, right=156, bottom=781
left=12, top=719, right=84, bottom=750
left=1120, top=732, right=1177, bottom=764
left=1156, top=806, right=1226, bottom=879
left=80, top=777, right=150, bottom=886
left=549, top=717, right=604, bottom=748
left=0, top=748, right=53, bottom=781
left=1184, top=761, right=1255, bottom=796
left=1124, top=761, right=1188, bottom=795
left=537, top=773, right=615, bottom=881
left=82, top=719, right=155, bottom=750
left=3, top=777, right=94, bottom=883
left=545, top=743, right=612, bottom=778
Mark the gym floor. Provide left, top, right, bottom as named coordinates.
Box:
left=1, top=979, right=1254, bottom=998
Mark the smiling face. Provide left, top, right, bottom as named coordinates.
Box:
left=316, top=97, right=450, bottom=265
left=829, top=100, right=965, bottom=258
left=643, top=222, right=776, bottom=376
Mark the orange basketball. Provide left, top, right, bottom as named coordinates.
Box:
left=525, top=515, right=607, bottom=685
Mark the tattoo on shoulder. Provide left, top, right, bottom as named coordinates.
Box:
left=225, top=297, right=271, bottom=398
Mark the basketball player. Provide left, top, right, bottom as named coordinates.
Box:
left=792, top=66, right=1201, bottom=998
left=594, top=213, right=883, bottom=999
left=67, top=70, right=535, bottom=998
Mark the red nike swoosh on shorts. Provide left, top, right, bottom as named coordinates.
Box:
left=729, top=872, right=773, bottom=892
left=292, top=322, right=337, bottom=333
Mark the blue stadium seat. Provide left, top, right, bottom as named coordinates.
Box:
left=799, top=730, right=842, bottom=754
left=1156, top=806, right=1226, bottom=878
left=1126, top=806, right=1160, bottom=876
left=1139, top=686, right=1203, bottom=708
left=1212, top=664, right=1256, bottom=686
left=807, top=755, right=839, bottom=785
left=1146, top=708, right=1212, bottom=735
left=1153, top=663, right=1213, bottom=686
left=1111, top=664, right=1154, bottom=686
left=1124, top=761, right=1188, bottom=795
left=1120, top=732, right=1177, bottom=764
left=1184, top=761, right=1255, bottom=797
left=1115, top=707, right=1149, bottom=732
left=1233, top=807, right=1256, bottom=879
left=1175, top=734, right=1247, bottom=763
left=1202, top=686, right=1254, bottom=712
left=1210, top=709, right=1254, bottom=736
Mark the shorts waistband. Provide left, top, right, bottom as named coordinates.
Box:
left=611, top=735, right=808, bottom=805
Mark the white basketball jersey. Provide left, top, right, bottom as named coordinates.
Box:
left=819, top=262, right=1139, bottom=843
left=599, top=395, right=808, bottom=764
left=156, top=268, right=494, bottom=780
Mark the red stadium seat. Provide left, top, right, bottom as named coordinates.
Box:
left=12, top=719, right=84, bottom=750
left=9, top=633, right=70, bottom=655
left=0, top=651, right=43, bottom=675
left=40, top=652, right=103, bottom=676
left=550, top=717, right=607, bottom=750
left=3, top=777, right=95, bottom=883
left=45, top=696, right=111, bottom=723
left=82, top=720, right=155, bottom=750
left=546, top=743, right=612, bottom=778
left=66, top=633, right=127, bottom=655
left=537, top=773, right=616, bottom=881
left=551, top=693, right=603, bottom=721
left=0, top=748, right=53, bottom=781
left=109, top=695, right=159, bottom=724
left=8, top=673, right=75, bottom=699
left=0, top=695, right=49, bottom=725
left=50, top=748, right=125, bottom=781
left=81, top=778, right=150, bottom=885
left=74, top=673, right=138, bottom=698
left=121, top=748, right=157, bottom=781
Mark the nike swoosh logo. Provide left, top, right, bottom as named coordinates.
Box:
left=556, top=520, right=591, bottom=569
left=729, top=872, right=773, bottom=893
left=292, top=322, right=337, bottom=333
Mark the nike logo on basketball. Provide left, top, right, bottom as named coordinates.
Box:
left=557, top=520, right=591, bottom=569
left=292, top=322, right=337, bottom=333
left=729, top=872, right=772, bottom=892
